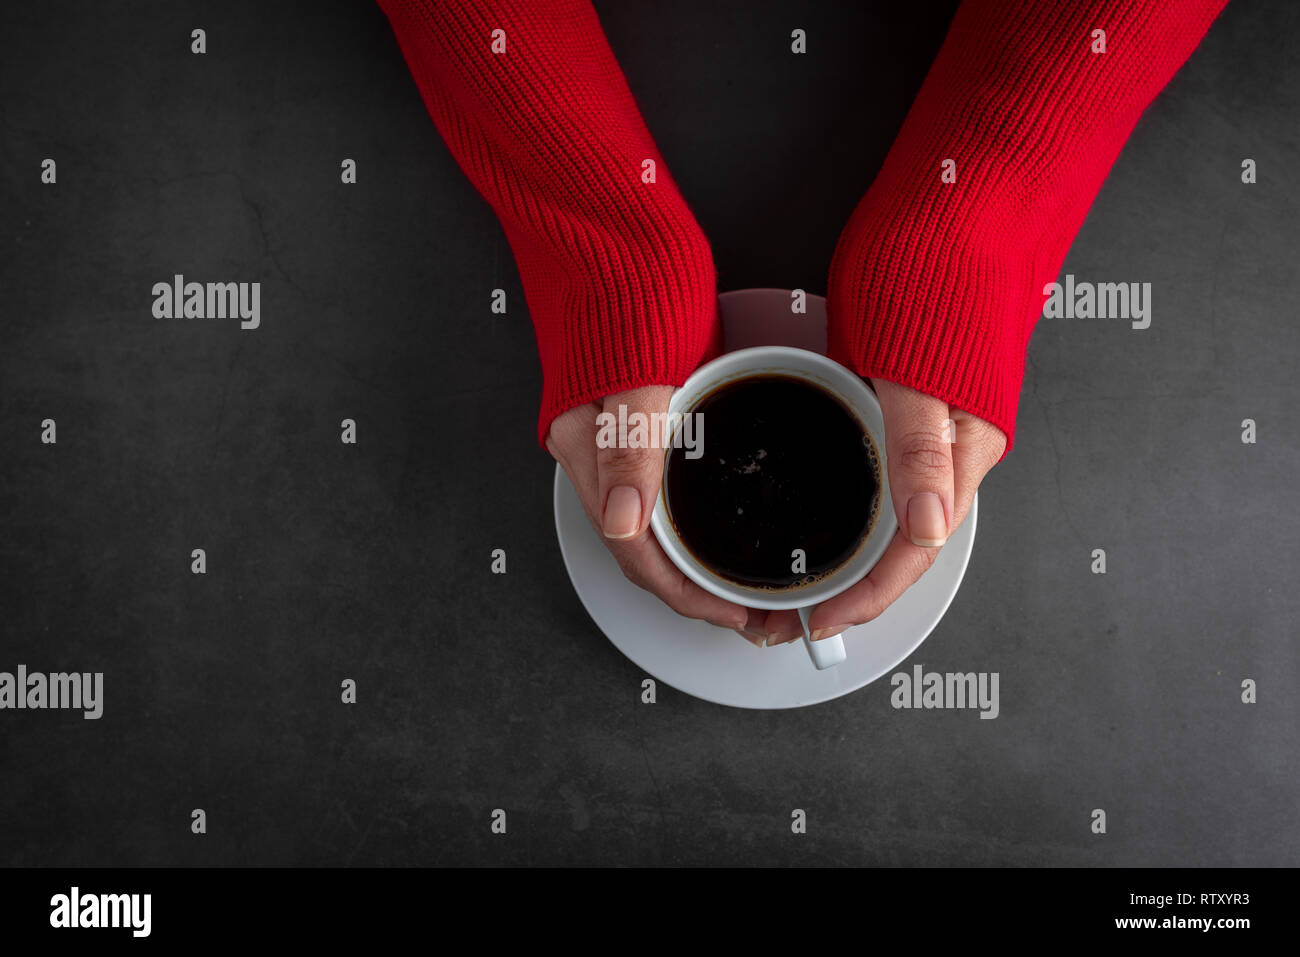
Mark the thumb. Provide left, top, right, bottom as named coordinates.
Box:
left=874, top=380, right=955, bottom=548
left=595, top=386, right=675, bottom=541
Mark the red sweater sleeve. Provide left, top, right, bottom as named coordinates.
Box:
left=375, top=0, right=721, bottom=449
left=827, top=0, right=1228, bottom=458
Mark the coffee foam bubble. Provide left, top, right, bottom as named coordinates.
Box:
left=666, top=387, right=885, bottom=596
left=736, top=429, right=882, bottom=596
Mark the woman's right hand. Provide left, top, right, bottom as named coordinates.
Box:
left=546, top=385, right=803, bottom=648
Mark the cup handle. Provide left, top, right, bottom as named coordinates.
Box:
left=796, top=606, right=846, bottom=670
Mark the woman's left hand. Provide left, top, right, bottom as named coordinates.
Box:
left=760, top=378, right=1007, bottom=644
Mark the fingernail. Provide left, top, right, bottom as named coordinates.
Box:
left=602, top=486, right=642, bottom=539
left=811, top=625, right=850, bottom=641
left=768, top=630, right=802, bottom=646
left=710, top=618, right=747, bottom=631
left=907, top=492, right=948, bottom=547
left=733, top=628, right=766, bottom=648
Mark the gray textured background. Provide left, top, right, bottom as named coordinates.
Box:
left=1, top=0, right=1296, bottom=866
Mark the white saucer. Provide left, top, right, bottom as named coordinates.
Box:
left=551, top=289, right=978, bottom=709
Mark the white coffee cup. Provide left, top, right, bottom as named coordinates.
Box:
left=650, top=346, right=897, bottom=670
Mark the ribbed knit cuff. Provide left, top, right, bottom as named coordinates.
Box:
left=374, top=0, right=725, bottom=452
left=827, top=204, right=1031, bottom=460
left=827, top=0, right=1229, bottom=463
left=512, top=217, right=723, bottom=449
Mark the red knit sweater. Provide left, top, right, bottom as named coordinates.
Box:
left=376, top=0, right=1227, bottom=455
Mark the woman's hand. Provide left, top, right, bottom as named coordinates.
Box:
left=547, top=386, right=803, bottom=647
left=764, top=378, right=1007, bottom=644
left=550, top=378, right=1004, bottom=650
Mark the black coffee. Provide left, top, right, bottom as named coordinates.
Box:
left=663, top=374, right=880, bottom=591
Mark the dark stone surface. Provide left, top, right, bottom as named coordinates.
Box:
left=0, top=0, right=1295, bottom=866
